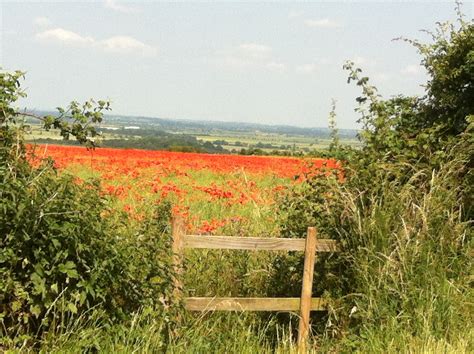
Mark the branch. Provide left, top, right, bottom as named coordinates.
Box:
left=15, top=111, right=47, bottom=122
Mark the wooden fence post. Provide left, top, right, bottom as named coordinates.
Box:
left=298, top=227, right=317, bottom=350
left=171, top=216, right=185, bottom=298
left=170, top=221, right=335, bottom=348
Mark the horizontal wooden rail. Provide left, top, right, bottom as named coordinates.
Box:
left=185, top=297, right=328, bottom=312
left=172, top=216, right=340, bottom=350
left=184, top=235, right=339, bottom=252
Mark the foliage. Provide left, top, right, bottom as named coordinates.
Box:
left=341, top=9, right=473, bottom=218
left=0, top=70, right=175, bottom=345
left=404, top=6, right=473, bottom=135
left=272, top=4, right=473, bottom=350
left=1, top=71, right=111, bottom=150
left=342, top=13, right=473, bottom=170
left=276, top=153, right=473, bottom=343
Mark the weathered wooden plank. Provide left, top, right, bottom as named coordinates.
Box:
left=172, top=216, right=186, bottom=298
left=184, top=297, right=328, bottom=312
left=298, top=227, right=317, bottom=348
left=183, top=235, right=339, bottom=252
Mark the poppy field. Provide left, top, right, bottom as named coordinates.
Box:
left=32, top=144, right=338, bottom=236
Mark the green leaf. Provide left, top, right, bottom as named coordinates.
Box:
left=58, top=261, right=78, bottom=278
left=11, top=300, right=22, bottom=312
left=150, top=276, right=162, bottom=284
left=30, top=305, right=42, bottom=318
left=67, top=303, right=78, bottom=314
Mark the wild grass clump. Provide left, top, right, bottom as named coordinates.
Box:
left=271, top=147, right=472, bottom=352
left=25, top=310, right=302, bottom=353
left=333, top=160, right=472, bottom=350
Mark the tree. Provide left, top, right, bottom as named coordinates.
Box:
left=400, top=3, right=474, bottom=135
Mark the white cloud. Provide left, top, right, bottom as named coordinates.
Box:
left=238, top=43, right=272, bottom=59
left=374, top=73, right=391, bottom=82
left=104, top=0, right=139, bottom=14
left=296, top=63, right=316, bottom=74
left=216, top=43, right=285, bottom=72
left=304, top=18, right=342, bottom=29
left=350, top=56, right=377, bottom=67
left=288, top=10, right=304, bottom=19
left=36, top=28, right=95, bottom=46
left=36, top=27, right=156, bottom=56
left=400, top=64, right=422, bottom=76
left=101, top=36, right=157, bottom=56
left=34, top=17, right=52, bottom=27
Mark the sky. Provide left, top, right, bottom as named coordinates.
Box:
left=1, top=1, right=472, bottom=129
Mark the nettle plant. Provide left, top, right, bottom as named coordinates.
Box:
left=0, top=70, right=175, bottom=344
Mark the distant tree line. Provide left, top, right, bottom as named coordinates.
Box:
left=31, top=135, right=226, bottom=154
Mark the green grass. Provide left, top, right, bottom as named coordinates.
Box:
left=322, top=161, right=473, bottom=352
left=30, top=311, right=303, bottom=353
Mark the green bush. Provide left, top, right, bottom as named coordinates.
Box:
left=0, top=143, right=175, bottom=343
left=0, top=70, right=176, bottom=346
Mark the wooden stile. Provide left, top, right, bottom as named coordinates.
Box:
left=184, top=235, right=339, bottom=252
left=171, top=216, right=185, bottom=298
left=171, top=215, right=339, bottom=351
left=297, top=227, right=318, bottom=349
left=185, top=297, right=327, bottom=312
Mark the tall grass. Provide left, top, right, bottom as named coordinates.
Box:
left=32, top=310, right=305, bottom=353
left=322, top=159, right=473, bottom=352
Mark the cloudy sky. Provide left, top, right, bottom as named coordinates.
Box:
left=1, top=1, right=471, bottom=128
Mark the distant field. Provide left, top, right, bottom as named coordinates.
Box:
left=25, top=122, right=361, bottom=153
left=26, top=125, right=120, bottom=141
left=195, top=131, right=361, bottom=152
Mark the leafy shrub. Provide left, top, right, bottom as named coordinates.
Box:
left=0, top=145, right=174, bottom=343
left=0, top=70, right=176, bottom=346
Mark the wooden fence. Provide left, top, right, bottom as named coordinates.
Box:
left=171, top=216, right=339, bottom=349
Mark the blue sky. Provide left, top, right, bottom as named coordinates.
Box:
left=1, top=1, right=472, bottom=128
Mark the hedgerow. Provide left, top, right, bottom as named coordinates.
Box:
left=271, top=4, right=473, bottom=350
left=0, top=71, right=175, bottom=347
